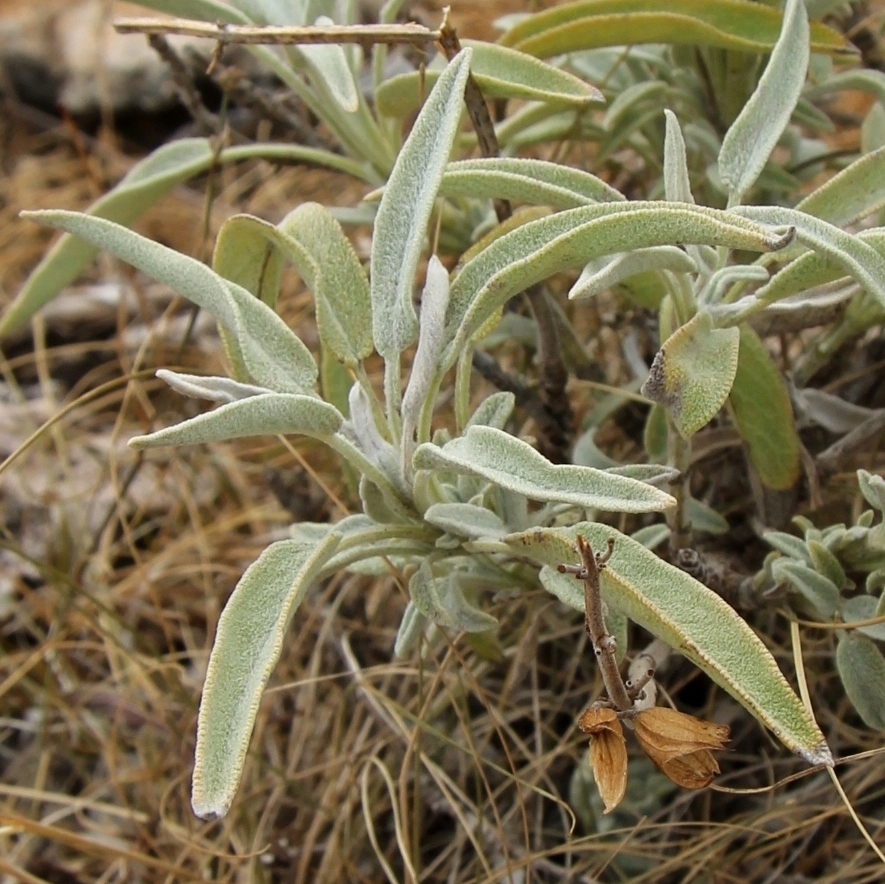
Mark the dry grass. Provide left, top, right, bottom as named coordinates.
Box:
left=3, top=50, right=885, bottom=884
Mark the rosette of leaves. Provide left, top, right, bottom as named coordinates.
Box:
left=756, top=470, right=885, bottom=730
left=21, top=47, right=836, bottom=821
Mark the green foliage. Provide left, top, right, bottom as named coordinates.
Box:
left=756, top=471, right=885, bottom=728
left=13, top=0, right=885, bottom=824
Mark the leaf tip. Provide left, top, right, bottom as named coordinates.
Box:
left=799, top=739, right=834, bottom=768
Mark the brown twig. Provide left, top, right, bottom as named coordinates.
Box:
left=115, top=17, right=441, bottom=47
left=559, top=536, right=631, bottom=711
left=147, top=34, right=221, bottom=134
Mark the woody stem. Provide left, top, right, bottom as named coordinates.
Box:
left=575, top=536, right=632, bottom=712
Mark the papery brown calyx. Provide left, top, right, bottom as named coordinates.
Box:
left=633, top=706, right=730, bottom=790
left=578, top=707, right=628, bottom=813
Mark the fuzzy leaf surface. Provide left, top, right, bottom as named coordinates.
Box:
left=22, top=210, right=319, bottom=393
left=836, top=632, right=885, bottom=730
left=375, top=41, right=602, bottom=118
left=413, top=426, right=675, bottom=513
left=445, top=202, right=793, bottom=363
left=506, top=523, right=833, bottom=766
left=719, top=0, right=809, bottom=203
left=731, top=206, right=885, bottom=310
left=371, top=49, right=471, bottom=359
left=728, top=326, right=801, bottom=490
left=129, top=394, right=342, bottom=449
left=641, top=312, right=740, bottom=438
left=499, top=0, right=850, bottom=57
left=192, top=533, right=341, bottom=818
left=440, top=158, right=624, bottom=209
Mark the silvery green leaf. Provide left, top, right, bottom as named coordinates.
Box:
left=401, top=256, right=451, bottom=444
left=346, top=383, right=402, bottom=487
left=631, top=523, right=671, bottom=551
left=642, top=312, right=740, bottom=439
left=440, top=157, right=624, bottom=209
left=466, top=392, right=516, bottom=430
left=796, top=144, right=885, bottom=228
left=192, top=532, right=341, bottom=818
left=394, top=601, right=428, bottom=657
left=858, top=469, right=885, bottom=514
left=299, top=16, right=360, bottom=112
left=807, top=539, right=850, bottom=590
left=862, top=103, right=885, bottom=154
left=213, top=206, right=372, bottom=364
left=3, top=139, right=216, bottom=335
left=375, top=41, right=602, bottom=118
left=410, top=562, right=497, bottom=632
left=508, top=523, right=833, bottom=765
left=764, top=530, right=813, bottom=563
left=444, top=202, right=793, bottom=362
left=371, top=50, right=471, bottom=360
left=423, top=503, right=508, bottom=541
left=719, top=0, right=809, bottom=203
left=607, top=464, right=679, bottom=486
left=730, top=206, right=885, bottom=310
left=21, top=210, right=318, bottom=394
left=538, top=564, right=584, bottom=611
left=794, top=388, right=878, bottom=434
left=841, top=595, right=885, bottom=642
left=568, top=247, right=696, bottom=301
left=603, top=81, right=668, bottom=131
left=687, top=497, right=730, bottom=535
left=359, top=475, right=413, bottom=525
left=772, top=558, right=840, bottom=618
left=729, top=326, right=802, bottom=491
left=413, top=425, right=675, bottom=513
left=663, top=110, right=694, bottom=204
left=805, top=69, right=885, bottom=114
left=155, top=370, right=270, bottom=403
left=836, top=632, right=885, bottom=729
left=129, top=394, right=342, bottom=449
left=701, top=264, right=769, bottom=307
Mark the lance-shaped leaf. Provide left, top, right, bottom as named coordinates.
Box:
left=728, top=326, right=801, bottom=490
left=506, top=523, right=833, bottom=766
left=569, top=247, right=697, bottom=301
left=3, top=139, right=371, bottom=336
left=300, top=16, right=360, bottom=112
left=719, top=0, right=809, bottom=203
left=192, top=532, right=341, bottom=818
left=772, top=558, right=841, bottom=619
left=401, top=256, right=450, bottom=445
left=731, top=206, right=885, bottom=310
left=410, top=561, right=498, bottom=632
left=413, top=426, right=675, bottom=513
left=215, top=207, right=373, bottom=366
left=423, top=503, right=509, bottom=541
left=371, top=49, right=471, bottom=360
left=444, top=202, right=793, bottom=364
left=440, top=158, right=624, bottom=209
left=836, top=631, right=885, bottom=730
left=375, top=41, right=602, bottom=119
left=796, top=144, right=885, bottom=229
left=21, top=210, right=319, bottom=393
left=2, top=139, right=217, bottom=335
left=129, top=393, right=342, bottom=449
left=499, top=0, right=850, bottom=57
left=663, top=110, right=695, bottom=204
left=156, top=370, right=270, bottom=404
left=641, top=312, right=740, bottom=439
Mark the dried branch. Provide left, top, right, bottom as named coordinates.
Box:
left=115, top=17, right=441, bottom=47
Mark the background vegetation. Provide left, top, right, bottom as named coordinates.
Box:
left=2, top=0, right=885, bottom=881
